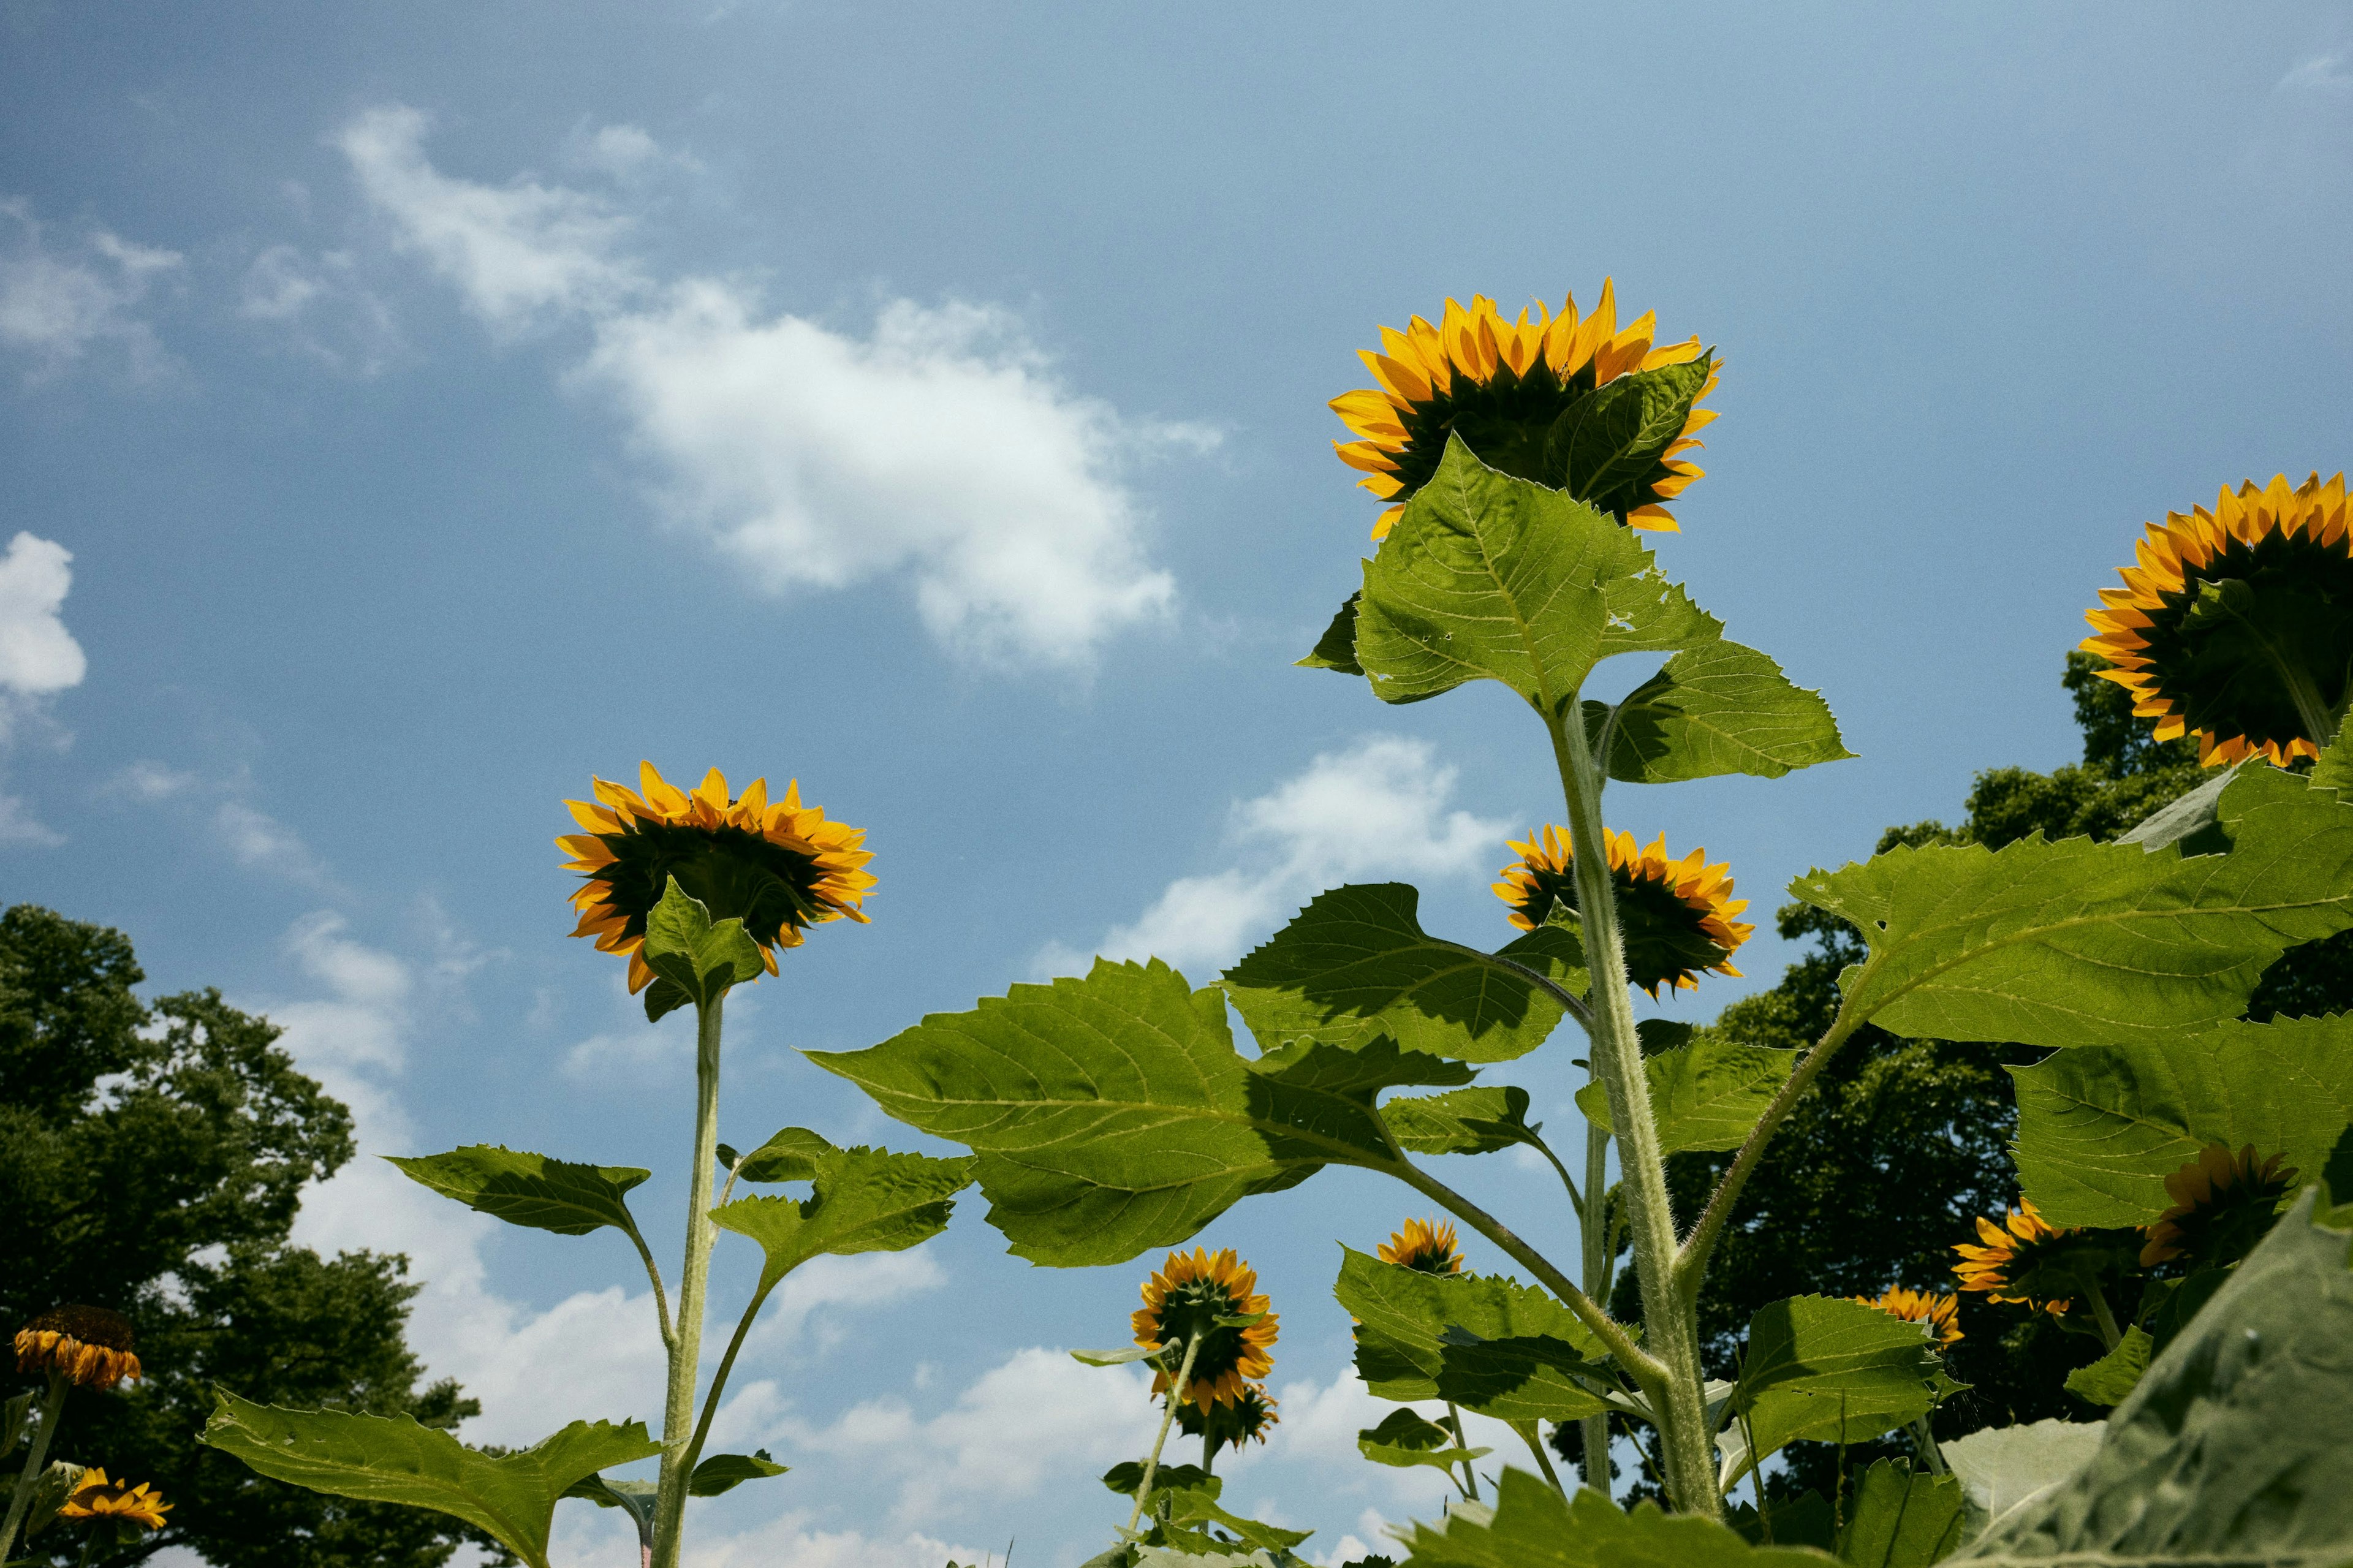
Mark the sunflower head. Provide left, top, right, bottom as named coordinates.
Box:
left=559, top=763, right=874, bottom=995
left=2081, top=472, right=2353, bottom=767
left=1131, top=1247, right=1279, bottom=1411
left=2139, top=1143, right=2299, bottom=1269
left=1952, top=1200, right=2136, bottom=1319
left=1376, top=1218, right=1463, bottom=1276
left=15, top=1306, right=140, bottom=1388
left=58, top=1469, right=171, bottom=1530
left=1851, top=1286, right=1962, bottom=1349
left=1331, top=282, right=1719, bottom=541
left=1493, top=827, right=1752, bottom=998
left=1175, top=1382, right=1281, bottom=1455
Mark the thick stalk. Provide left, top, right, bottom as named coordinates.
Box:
left=1578, top=1120, right=1612, bottom=1494
left=1125, top=1331, right=1204, bottom=1537
left=1, top=1373, right=69, bottom=1557
left=1547, top=706, right=1717, bottom=1518
left=650, top=991, right=727, bottom=1568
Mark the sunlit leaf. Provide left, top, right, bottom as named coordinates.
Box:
left=1575, top=1040, right=1797, bottom=1155
left=1382, top=1085, right=1544, bottom=1157
left=2061, top=1328, right=2152, bottom=1409
left=730, top=1126, right=834, bottom=1184
left=1397, top=1468, right=1828, bottom=1568
left=1542, top=354, right=1715, bottom=520
left=1590, top=639, right=1854, bottom=783
left=1837, top=1460, right=1963, bottom=1568
left=199, top=1392, right=661, bottom=1568
left=639, top=877, right=767, bottom=1021
left=688, top=1449, right=786, bottom=1496
left=384, top=1145, right=650, bottom=1240
left=1358, top=1407, right=1490, bottom=1474
left=1724, top=1297, right=1949, bottom=1486
left=712, top=1129, right=972, bottom=1293
left=1336, top=1247, right=1613, bottom=1423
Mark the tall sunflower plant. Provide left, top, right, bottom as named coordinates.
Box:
left=192, top=766, right=978, bottom=1568
left=814, top=287, right=2353, bottom=1565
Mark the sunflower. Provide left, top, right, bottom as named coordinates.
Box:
left=1952, top=1200, right=2125, bottom=1317
left=559, top=763, right=875, bottom=993
left=57, top=1469, right=172, bottom=1529
left=1175, top=1382, right=1281, bottom=1456
left=1493, top=826, right=1752, bottom=997
left=1131, top=1248, right=1279, bottom=1411
left=2081, top=472, right=2353, bottom=767
left=2139, top=1143, right=2299, bottom=1269
left=1850, top=1286, right=1962, bottom=1349
left=1377, top=1218, right=1464, bottom=1276
left=1331, top=282, right=1719, bottom=541
left=15, top=1306, right=140, bottom=1388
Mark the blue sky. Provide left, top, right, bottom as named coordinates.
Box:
left=5, top=4, right=2352, bottom=1564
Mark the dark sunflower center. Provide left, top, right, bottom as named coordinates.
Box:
left=1999, top=1229, right=2139, bottom=1302
left=1392, top=360, right=1598, bottom=499
left=1608, top=871, right=1732, bottom=995
left=1512, top=865, right=1578, bottom=928
left=2137, top=532, right=2353, bottom=747
left=24, top=1305, right=134, bottom=1350
left=1399, top=1245, right=1455, bottom=1275
left=2161, top=1169, right=2297, bottom=1270
left=592, top=820, right=835, bottom=945
left=1151, top=1279, right=1252, bottom=1382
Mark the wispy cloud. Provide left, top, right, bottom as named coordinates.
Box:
left=0, top=529, right=88, bottom=844
left=0, top=199, right=180, bottom=380
left=2278, top=51, right=2353, bottom=93
left=103, top=760, right=336, bottom=888
left=335, top=104, right=1205, bottom=669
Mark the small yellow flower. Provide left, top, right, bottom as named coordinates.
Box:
left=2080, top=471, right=2353, bottom=767
left=1952, top=1200, right=2080, bottom=1316
left=1851, top=1286, right=1962, bottom=1348
left=1493, top=826, right=1752, bottom=997
left=1131, top=1248, right=1279, bottom=1411
left=1377, top=1218, right=1464, bottom=1276
left=58, top=1469, right=172, bottom=1529
left=2139, top=1143, right=2298, bottom=1268
left=558, top=762, right=874, bottom=993
left=1176, top=1382, right=1281, bottom=1455
left=14, top=1306, right=140, bottom=1389
left=1332, top=281, right=1719, bottom=540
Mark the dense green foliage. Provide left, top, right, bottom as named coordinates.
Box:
left=0, top=904, right=500, bottom=1568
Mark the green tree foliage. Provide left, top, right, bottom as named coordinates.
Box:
left=1563, top=653, right=2353, bottom=1496
left=0, top=904, right=502, bottom=1568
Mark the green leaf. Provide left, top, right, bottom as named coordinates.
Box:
left=1382, top=1085, right=1544, bottom=1157
left=1542, top=354, right=1715, bottom=519
left=1397, top=1468, right=1828, bottom=1568
left=711, top=1130, right=973, bottom=1293
left=2114, top=764, right=2239, bottom=857
left=638, top=876, right=766, bottom=1021
left=2, top=1391, right=31, bottom=1453
left=2314, top=724, right=2353, bottom=795
left=688, top=1449, right=787, bottom=1495
left=1357, top=1408, right=1491, bottom=1475
left=812, top=959, right=1462, bottom=1266
left=2009, top=1013, right=2353, bottom=1226
left=1636, top=1018, right=1696, bottom=1056
left=18, top=1460, right=87, bottom=1542
left=1730, top=1492, right=1837, bottom=1553
left=1790, top=767, right=2353, bottom=1047
left=1953, top=1190, right=2353, bottom=1568
left=1072, top=1343, right=1165, bottom=1367
left=384, top=1145, right=651, bottom=1240
left=1354, top=437, right=1713, bottom=711
left=1575, top=1041, right=1798, bottom=1155
left=1724, top=1297, right=1949, bottom=1486
left=1102, top=1460, right=1214, bottom=1498
left=1589, top=639, right=1854, bottom=784
left=1222, top=883, right=1585, bottom=1064
left=1337, top=1247, right=1613, bottom=1423
left=731, top=1126, right=835, bottom=1184
left=1837, top=1461, right=1963, bottom=1568
left=199, top=1392, right=662, bottom=1568
left=1936, top=1418, right=2104, bottom=1539
left=1103, top=1464, right=1312, bottom=1557
left=2061, top=1327, right=2152, bottom=1408
left=1299, top=591, right=1365, bottom=675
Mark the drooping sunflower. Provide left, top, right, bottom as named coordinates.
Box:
left=2081, top=471, right=2353, bottom=767
left=1952, top=1199, right=2135, bottom=1318
left=1331, top=282, right=1720, bottom=541
left=1131, top=1248, right=1279, bottom=1411
left=1493, top=826, right=1752, bottom=997
left=1377, top=1218, right=1464, bottom=1276
left=1850, top=1286, right=1962, bottom=1349
left=58, top=1469, right=172, bottom=1530
left=559, top=763, right=875, bottom=993
left=1175, top=1382, right=1282, bottom=1456
left=15, top=1306, right=140, bottom=1389
left=2139, top=1143, right=2299, bottom=1269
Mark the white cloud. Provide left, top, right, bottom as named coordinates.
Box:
left=0, top=530, right=86, bottom=843
left=0, top=792, right=63, bottom=847
left=0, top=199, right=180, bottom=378
left=2279, top=51, right=2353, bottom=93
left=1040, top=735, right=1508, bottom=978
left=214, top=798, right=335, bottom=885
left=239, top=245, right=401, bottom=373
left=338, top=105, right=1200, bottom=667
left=551, top=1507, right=980, bottom=1568
left=102, top=761, right=337, bottom=887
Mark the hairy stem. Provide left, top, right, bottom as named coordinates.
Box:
left=650, top=991, right=727, bottom=1568
left=1, top=1373, right=70, bottom=1558
left=1126, top=1331, right=1204, bottom=1539
left=1579, top=1116, right=1612, bottom=1494
left=1547, top=703, right=1717, bottom=1518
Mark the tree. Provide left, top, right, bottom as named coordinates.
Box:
left=1, top=904, right=506, bottom=1567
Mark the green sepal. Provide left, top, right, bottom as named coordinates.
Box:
left=1337, top=1248, right=1614, bottom=1424
left=1574, top=1040, right=1798, bottom=1154
left=1585, top=638, right=1855, bottom=784
left=1298, top=591, right=1365, bottom=675
left=731, top=1126, right=836, bottom=1184
left=640, top=876, right=766, bottom=1021
left=1395, top=1468, right=1827, bottom=1568
left=1357, top=1407, right=1491, bottom=1474
left=1540, top=354, right=1713, bottom=520
left=1222, top=882, right=1585, bottom=1064
left=2062, top=1327, right=2153, bottom=1408
left=1722, top=1296, right=1952, bottom=1488
left=384, top=1145, right=651, bottom=1240
left=1836, top=1460, right=1963, bottom=1568
left=199, top=1392, right=662, bottom=1568
left=711, top=1130, right=973, bottom=1295
left=688, top=1449, right=787, bottom=1495
left=1382, top=1085, right=1544, bottom=1157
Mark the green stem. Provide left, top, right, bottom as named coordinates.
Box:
left=1125, top=1330, right=1204, bottom=1539
left=1580, top=1118, right=1613, bottom=1495
left=1202, top=1430, right=1215, bottom=1479
left=2085, top=1283, right=2123, bottom=1353
left=1910, top=1415, right=1948, bottom=1476
left=1546, top=703, right=1717, bottom=1518
left=1446, top=1403, right=1479, bottom=1502
left=1, top=1372, right=69, bottom=1559
left=1509, top=1419, right=1566, bottom=1498
left=650, top=991, right=727, bottom=1568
